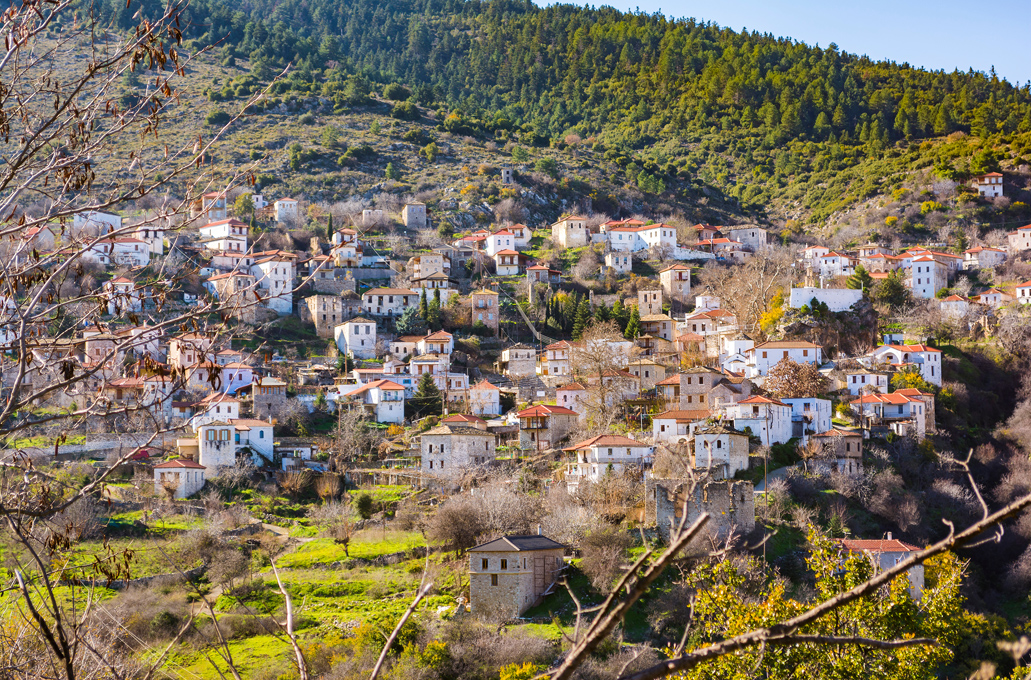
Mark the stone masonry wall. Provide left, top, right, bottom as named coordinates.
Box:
left=655, top=480, right=755, bottom=542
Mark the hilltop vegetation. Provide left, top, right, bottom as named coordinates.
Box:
left=85, top=0, right=1031, bottom=227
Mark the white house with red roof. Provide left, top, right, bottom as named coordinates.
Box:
left=191, top=392, right=240, bottom=428
left=563, top=434, right=654, bottom=488
left=970, top=171, right=1003, bottom=198
left=493, top=249, right=523, bottom=276
left=486, top=229, right=517, bottom=256
left=468, top=380, right=501, bottom=416
left=1008, top=225, right=1031, bottom=253
left=973, top=288, right=1013, bottom=309
left=963, top=246, right=1007, bottom=270
left=802, top=245, right=831, bottom=260
left=102, top=276, right=143, bottom=315
left=507, top=223, right=532, bottom=248
left=198, top=218, right=248, bottom=252
left=814, top=251, right=856, bottom=279
left=870, top=344, right=942, bottom=386
left=603, top=222, right=677, bottom=253
left=1017, top=280, right=1031, bottom=304
left=840, top=534, right=924, bottom=597
left=848, top=392, right=927, bottom=439
left=249, top=250, right=296, bottom=315
left=556, top=382, right=586, bottom=418
left=344, top=379, right=405, bottom=424
left=907, top=256, right=947, bottom=298
left=274, top=197, right=298, bottom=223
left=724, top=395, right=792, bottom=445
left=939, top=294, right=970, bottom=319
left=539, top=340, right=572, bottom=377
left=154, top=458, right=206, bottom=499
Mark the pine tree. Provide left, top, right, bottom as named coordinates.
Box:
left=612, top=297, right=627, bottom=329
left=419, top=289, right=429, bottom=319
left=846, top=264, right=874, bottom=293
left=594, top=300, right=610, bottom=323
left=572, top=298, right=592, bottom=340
left=326, top=214, right=333, bottom=235
left=624, top=305, right=641, bottom=339
left=409, top=372, right=442, bottom=419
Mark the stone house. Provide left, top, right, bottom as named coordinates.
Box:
left=638, top=288, right=664, bottom=316
left=626, top=358, right=666, bottom=391
left=153, top=458, right=206, bottom=499
left=495, top=344, right=537, bottom=377
left=539, top=340, right=572, bottom=378
left=604, top=251, right=632, bottom=276
left=301, top=295, right=344, bottom=337
left=692, top=425, right=750, bottom=476
left=654, top=479, right=755, bottom=542
left=402, top=202, right=427, bottom=229
left=516, top=404, right=578, bottom=450
left=1008, top=225, right=1031, bottom=253
left=471, top=288, right=500, bottom=333
left=250, top=376, right=287, bottom=418
left=550, top=216, right=588, bottom=249
left=206, top=272, right=259, bottom=324
left=407, top=253, right=450, bottom=280
left=420, top=425, right=496, bottom=476
left=526, top=265, right=562, bottom=286
left=469, top=534, right=565, bottom=618
left=659, top=263, right=691, bottom=303
left=810, top=428, right=863, bottom=475
left=362, top=287, right=419, bottom=317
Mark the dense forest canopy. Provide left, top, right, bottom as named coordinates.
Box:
left=90, top=0, right=1031, bottom=222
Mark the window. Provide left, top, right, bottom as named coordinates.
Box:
left=491, top=574, right=498, bottom=586
left=716, top=440, right=722, bottom=449
left=762, top=351, right=767, bottom=359
left=482, top=558, right=488, bottom=569
left=259, top=431, right=264, bottom=439
left=501, top=559, right=507, bottom=569
left=699, top=394, right=705, bottom=403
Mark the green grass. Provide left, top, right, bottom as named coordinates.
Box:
left=6, top=434, right=86, bottom=448
left=276, top=530, right=425, bottom=568
left=59, top=537, right=200, bottom=580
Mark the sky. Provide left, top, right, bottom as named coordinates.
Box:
left=580, top=0, right=1030, bottom=85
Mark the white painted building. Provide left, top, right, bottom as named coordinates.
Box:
left=659, top=263, right=691, bottom=303
left=198, top=218, right=249, bottom=253
left=1008, top=225, right=1031, bottom=253
left=362, top=288, right=419, bottom=317
left=693, top=425, right=750, bottom=476
left=908, top=256, right=947, bottom=299
left=939, top=294, right=971, bottom=319
left=249, top=252, right=296, bottom=315
left=604, top=223, right=677, bottom=253
left=275, top=198, right=299, bottom=223
left=153, top=459, right=206, bottom=499
left=788, top=287, right=863, bottom=312
left=344, top=379, right=405, bottom=424
left=970, top=172, right=1003, bottom=199
left=73, top=210, right=120, bottom=235
left=563, top=434, right=654, bottom=490
left=334, top=317, right=377, bottom=359
left=605, top=251, right=632, bottom=276
left=725, top=396, right=793, bottom=446
left=962, top=246, right=1007, bottom=270
left=745, top=341, right=823, bottom=378
left=468, top=380, right=501, bottom=416
left=870, top=344, right=942, bottom=386
left=486, top=229, right=517, bottom=256
left=845, top=370, right=889, bottom=395
left=651, top=409, right=712, bottom=445
left=726, top=227, right=767, bottom=250
left=102, top=277, right=142, bottom=315
left=814, top=252, right=856, bottom=279
left=1017, top=281, right=1031, bottom=304
left=133, top=224, right=165, bottom=256
left=781, top=397, right=833, bottom=442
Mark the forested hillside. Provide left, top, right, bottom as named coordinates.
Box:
left=94, top=0, right=1031, bottom=225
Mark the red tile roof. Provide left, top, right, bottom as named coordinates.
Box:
left=517, top=404, right=578, bottom=417
left=841, top=538, right=920, bottom=553
left=563, top=434, right=650, bottom=450
left=154, top=458, right=205, bottom=469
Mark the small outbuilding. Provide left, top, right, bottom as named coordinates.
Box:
left=469, top=534, right=565, bottom=618
left=153, top=458, right=206, bottom=499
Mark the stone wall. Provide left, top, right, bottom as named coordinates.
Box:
left=654, top=479, right=755, bottom=542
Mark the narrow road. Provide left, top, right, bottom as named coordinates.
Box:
left=754, top=464, right=795, bottom=492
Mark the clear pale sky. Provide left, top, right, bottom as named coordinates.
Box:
left=584, top=0, right=1030, bottom=85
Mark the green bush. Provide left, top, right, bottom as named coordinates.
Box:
left=299, top=112, right=316, bottom=125
left=383, top=83, right=411, bottom=101
left=534, top=157, right=558, bottom=177
left=205, top=109, right=231, bottom=126
left=390, top=101, right=420, bottom=121
left=355, top=493, right=374, bottom=519
left=403, top=128, right=430, bottom=145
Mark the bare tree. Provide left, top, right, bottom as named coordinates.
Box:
left=570, top=320, right=638, bottom=431
left=696, top=251, right=792, bottom=338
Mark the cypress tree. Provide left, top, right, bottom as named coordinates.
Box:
left=572, top=298, right=592, bottom=340
left=624, top=305, right=641, bottom=339
left=419, top=289, right=429, bottom=319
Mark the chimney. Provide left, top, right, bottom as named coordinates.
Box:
left=886, top=532, right=892, bottom=540
left=537, top=525, right=542, bottom=536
